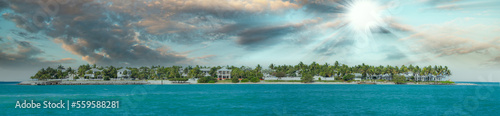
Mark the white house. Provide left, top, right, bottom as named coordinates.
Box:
left=178, top=69, right=188, bottom=77
left=200, top=68, right=211, bottom=77
left=263, top=73, right=273, bottom=78
left=117, top=69, right=131, bottom=80
left=84, top=68, right=103, bottom=80
left=353, top=73, right=362, bottom=81
left=314, top=76, right=335, bottom=81
left=216, top=67, right=232, bottom=80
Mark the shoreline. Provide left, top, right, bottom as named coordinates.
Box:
left=17, top=80, right=477, bottom=85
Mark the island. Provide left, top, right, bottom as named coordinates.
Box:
left=20, top=61, right=465, bottom=85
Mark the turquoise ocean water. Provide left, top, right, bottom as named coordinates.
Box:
left=1, top=82, right=499, bottom=115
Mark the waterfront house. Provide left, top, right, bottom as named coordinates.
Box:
left=295, top=69, right=302, bottom=77
left=84, top=68, right=103, bottom=80
left=263, top=73, right=273, bottom=78
left=353, top=73, right=362, bottom=81
left=117, top=69, right=131, bottom=80
left=314, top=76, right=335, bottom=81
left=178, top=69, right=188, bottom=77
left=216, top=67, right=232, bottom=80
left=200, top=68, right=211, bottom=77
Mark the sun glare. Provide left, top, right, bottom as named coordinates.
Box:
left=346, top=0, right=384, bottom=33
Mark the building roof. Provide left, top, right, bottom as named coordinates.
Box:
left=90, top=69, right=102, bottom=72
left=200, top=68, right=210, bottom=71
left=217, top=67, right=231, bottom=71
left=117, top=69, right=130, bottom=72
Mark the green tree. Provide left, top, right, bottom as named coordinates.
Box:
left=301, top=73, right=314, bottom=83
left=103, top=76, right=110, bottom=81
left=198, top=76, right=217, bottom=83
left=250, top=77, right=260, bottom=83
left=169, top=78, right=189, bottom=83
left=343, top=74, right=354, bottom=81
left=255, top=64, right=262, bottom=72
left=275, top=72, right=286, bottom=78
left=231, top=77, right=239, bottom=83
left=393, top=75, right=406, bottom=84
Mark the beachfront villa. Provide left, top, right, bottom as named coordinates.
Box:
left=263, top=73, right=273, bottom=78
left=117, top=69, right=131, bottom=80
left=216, top=67, right=232, bottom=80
left=84, top=69, right=103, bottom=80
left=200, top=68, right=211, bottom=77
left=354, top=73, right=362, bottom=81
left=178, top=69, right=188, bottom=77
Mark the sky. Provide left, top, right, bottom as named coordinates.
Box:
left=0, top=0, right=499, bottom=82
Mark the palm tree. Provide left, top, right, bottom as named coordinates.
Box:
left=66, top=67, right=76, bottom=80
left=368, top=67, right=375, bottom=82
left=57, top=65, right=65, bottom=71
left=445, top=67, right=452, bottom=80
left=413, top=66, right=420, bottom=82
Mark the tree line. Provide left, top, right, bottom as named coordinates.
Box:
left=30, top=61, right=451, bottom=83
left=267, top=61, right=452, bottom=82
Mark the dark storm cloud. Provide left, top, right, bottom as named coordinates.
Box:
left=235, top=18, right=322, bottom=49
left=107, top=0, right=344, bottom=48
left=0, top=40, right=76, bottom=69
left=236, top=25, right=296, bottom=48
left=2, top=14, right=41, bottom=33
left=9, top=30, right=42, bottom=40
left=4, top=0, right=188, bottom=66
left=16, top=40, right=43, bottom=56
left=107, top=0, right=302, bottom=45
left=0, top=0, right=7, bottom=10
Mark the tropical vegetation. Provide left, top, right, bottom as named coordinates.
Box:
left=29, top=61, right=452, bottom=84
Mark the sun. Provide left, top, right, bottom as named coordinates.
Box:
left=345, top=0, right=384, bottom=33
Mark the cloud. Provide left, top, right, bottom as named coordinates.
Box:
left=10, top=30, right=44, bottom=40
left=420, top=0, right=500, bottom=11
left=384, top=47, right=408, bottom=60
left=197, top=55, right=216, bottom=61
left=2, top=13, right=41, bottom=33
left=420, top=0, right=462, bottom=5
left=400, top=19, right=500, bottom=57
left=236, top=18, right=322, bottom=49
left=387, top=19, right=415, bottom=32
left=45, top=58, right=77, bottom=64
left=0, top=0, right=7, bottom=10
left=4, top=0, right=189, bottom=66
left=300, top=1, right=346, bottom=14
left=313, top=36, right=355, bottom=56
left=137, top=18, right=196, bottom=35
left=481, top=56, right=500, bottom=68
left=0, top=39, right=75, bottom=69
left=108, top=0, right=301, bottom=36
